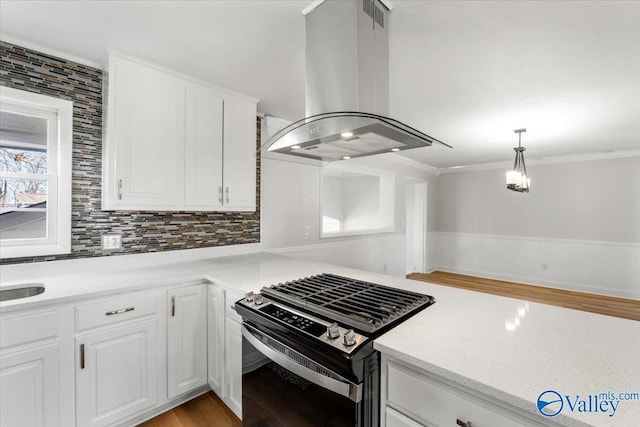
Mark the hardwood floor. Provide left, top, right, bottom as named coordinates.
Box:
left=137, top=392, right=240, bottom=427
left=407, top=271, right=640, bottom=321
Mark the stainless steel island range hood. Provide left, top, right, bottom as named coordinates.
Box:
left=261, top=0, right=450, bottom=163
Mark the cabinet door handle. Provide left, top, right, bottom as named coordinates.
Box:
left=225, top=187, right=230, bottom=203
left=118, top=179, right=123, bottom=200
left=171, top=296, right=175, bottom=317
left=456, top=420, right=473, bottom=427
left=80, top=344, right=85, bottom=369
left=105, top=307, right=134, bottom=316
left=218, top=186, right=223, bottom=204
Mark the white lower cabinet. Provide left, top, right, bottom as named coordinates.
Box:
left=207, top=284, right=225, bottom=397
left=383, top=356, right=548, bottom=427
left=225, top=311, right=243, bottom=418
left=0, top=306, right=73, bottom=427
left=167, top=284, right=207, bottom=398
left=1, top=281, right=247, bottom=427
left=74, top=291, right=162, bottom=427
left=207, top=284, right=243, bottom=420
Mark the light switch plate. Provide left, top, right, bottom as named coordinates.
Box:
left=101, top=233, right=122, bottom=252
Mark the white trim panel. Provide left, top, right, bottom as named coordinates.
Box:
left=433, top=232, right=640, bottom=300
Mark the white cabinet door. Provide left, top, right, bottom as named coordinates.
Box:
left=76, top=318, right=158, bottom=427
left=167, top=284, right=207, bottom=399
left=225, top=313, right=243, bottom=419
left=207, top=284, right=226, bottom=397
left=0, top=343, right=60, bottom=427
left=222, top=96, right=257, bottom=211
left=184, top=83, right=224, bottom=210
left=105, top=56, right=183, bottom=210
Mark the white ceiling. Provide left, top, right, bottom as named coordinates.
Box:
left=2, top=0, right=639, bottom=168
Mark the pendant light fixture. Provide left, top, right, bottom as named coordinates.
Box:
left=506, top=128, right=531, bottom=193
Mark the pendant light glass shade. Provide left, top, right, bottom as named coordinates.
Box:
left=506, top=129, right=530, bottom=193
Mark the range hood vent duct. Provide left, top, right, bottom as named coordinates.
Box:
left=260, top=0, right=450, bottom=164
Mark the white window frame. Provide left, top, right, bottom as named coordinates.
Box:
left=0, top=86, right=72, bottom=258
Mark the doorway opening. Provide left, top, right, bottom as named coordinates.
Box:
left=405, top=178, right=428, bottom=275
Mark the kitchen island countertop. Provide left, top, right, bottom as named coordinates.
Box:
left=1, top=251, right=638, bottom=427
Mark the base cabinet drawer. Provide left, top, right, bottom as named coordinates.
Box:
left=75, top=292, right=158, bottom=332
left=386, top=406, right=424, bottom=427
left=386, top=361, right=541, bottom=427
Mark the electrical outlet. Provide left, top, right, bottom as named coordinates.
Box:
left=102, top=233, right=122, bottom=251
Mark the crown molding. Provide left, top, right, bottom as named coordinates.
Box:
left=1, top=35, right=103, bottom=69
left=437, top=149, right=640, bottom=174
left=303, top=0, right=393, bottom=15
left=385, top=153, right=440, bottom=175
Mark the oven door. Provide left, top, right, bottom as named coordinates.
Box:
left=242, top=322, right=362, bottom=427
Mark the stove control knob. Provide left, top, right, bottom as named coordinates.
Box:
left=254, top=294, right=264, bottom=305
left=343, top=329, right=357, bottom=347
left=327, top=323, right=340, bottom=339
left=245, top=291, right=254, bottom=302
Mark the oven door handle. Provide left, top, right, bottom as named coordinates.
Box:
left=242, top=324, right=363, bottom=403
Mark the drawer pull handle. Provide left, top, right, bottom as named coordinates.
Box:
left=118, top=179, right=123, bottom=200
left=218, top=186, right=223, bottom=204
left=105, top=307, right=135, bottom=316
left=80, top=344, right=85, bottom=369
left=171, top=296, right=176, bottom=317
left=456, top=420, right=473, bottom=427
left=225, top=187, right=230, bottom=203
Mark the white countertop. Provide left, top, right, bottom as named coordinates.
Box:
left=1, top=251, right=638, bottom=427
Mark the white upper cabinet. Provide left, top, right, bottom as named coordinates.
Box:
left=103, top=53, right=257, bottom=212
left=105, top=56, right=183, bottom=210
left=222, top=96, right=257, bottom=210
left=184, top=83, right=224, bottom=210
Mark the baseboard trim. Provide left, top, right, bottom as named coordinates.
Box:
left=116, top=385, right=211, bottom=427
left=433, top=265, right=640, bottom=300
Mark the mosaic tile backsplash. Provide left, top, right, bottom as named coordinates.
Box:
left=0, top=41, right=260, bottom=264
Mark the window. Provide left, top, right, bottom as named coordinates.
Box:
left=320, top=162, right=395, bottom=238
left=0, top=87, right=72, bottom=258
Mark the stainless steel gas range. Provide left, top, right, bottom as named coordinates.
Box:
left=235, top=273, right=436, bottom=427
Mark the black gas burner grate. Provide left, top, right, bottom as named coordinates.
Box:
left=261, top=273, right=435, bottom=334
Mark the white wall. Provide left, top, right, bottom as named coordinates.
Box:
left=261, top=154, right=437, bottom=277
left=343, top=175, right=380, bottom=231
left=321, top=175, right=344, bottom=225
left=436, top=156, right=640, bottom=242
left=434, top=156, right=640, bottom=298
